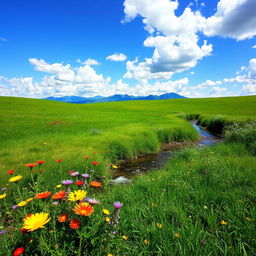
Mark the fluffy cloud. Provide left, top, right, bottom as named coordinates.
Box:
left=195, top=80, right=222, bottom=89
left=77, top=58, right=100, bottom=66
left=204, top=0, right=256, bottom=40
left=106, top=53, right=127, bottom=62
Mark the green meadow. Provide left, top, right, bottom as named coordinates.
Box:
left=0, top=95, right=256, bottom=255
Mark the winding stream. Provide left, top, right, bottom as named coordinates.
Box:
left=111, top=121, right=223, bottom=182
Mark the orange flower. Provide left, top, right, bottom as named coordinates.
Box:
left=36, top=160, right=45, bottom=165
left=58, top=214, right=68, bottom=223
left=73, top=202, right=94, bottom=216
left=35, top=191, right=52, bottom=199
left=85, top=156, right=90, bottom=159
left=56, top=159, right=63, bottom=163
left=52, top=191, right=66, bottom=200
left=25, top=163, right=36, bottom=168
left=90, top=181, right=102, bottom=187
left=69, top=219, right=80, bottom=229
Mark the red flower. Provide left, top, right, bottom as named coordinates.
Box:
left=52, top=191, right=66, bottom=200
left=36, top=160, right=45, bottom=165
left=69, top=219, right=80, bottom=229
left=25, top=163, right=36, bottom=168
left=35, top=191, right=52, bottom=199
left=76, top=180, right=84, bottom=186
left=58, top=214, right=68, bottom=223
left=92, top=161, right=99, bottom=166
left=69, top=170, right=74, bottom=174
left=93, top=152, right=97, bottom=154
left=39, top=170, right=43, bottom=173
left=90, top=181, right=102, bottom=187
left=85, top=156, right=90, bottom=159
left=7, top=170, right=15, bottom=175
left=56, top=159, right=63, bottom=163
left=13, top=247, right=24, bottom=256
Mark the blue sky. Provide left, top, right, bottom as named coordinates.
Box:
left=0, top=0, right=256, bottom=98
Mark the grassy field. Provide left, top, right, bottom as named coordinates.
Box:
left=0, top=95, right=256, bottom=255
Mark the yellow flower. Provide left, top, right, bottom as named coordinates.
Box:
left=26, top=198, right=34, bottom=202
left=220, top=220, right=228, bottom=225
left=68, top=190, right=87, bottom=202
left=112, top=165, right=118, bottom=169
left=122, top=235, right=128, bottom=240
left=102, top=209, right=110, bottom=215
left=22, top=212, right=50, bottom=232
left=245, top=217, right=252, bottom=222
left=175, top=233, right=181, bottom=237
left=17, top=201, right=27, bottom=207
left=156, top=223, right=163, bottom=229
left=107, top=254, right=113, bottom=256
left=0, top=193, right=7, bottom=199
left=144, top=239, right=150, bottom=245
left=105, top=217, right=111, bottom=222
left=56, top=184, right=62, bottom=188
left=9, top=175, right=23, bottom=183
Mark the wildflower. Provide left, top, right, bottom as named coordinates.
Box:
left=144, top=239, right=150, bottom=245
left=26, top=198, right=34, bottom=202
left=102, top=209, right=110, bottom=215
left=20, top=228, right=28, bottom=234
left=122, top=235, right=128, bottom=240
left=39, top=170, right=44, bottom=173
left=25, top=163, right=37, bottom=168
left=0, top=193, right=7, bottom=199
left=82, top=173, right=89, bottom=179
left=90, top=181, right=102, bottom=187
left=56, top=159, right=63, bottom=163
left=175, top=233, right=181, bottom=237
left=112, top=165, right=118, bottom=169
left=85, top=156, right=90, bottom=159
left=56, top=184, right=62, bottom=188
left=52, top=201, right=59, bottom=205
left=203, top=206, right=208, bottom=209
left=246, top=217, right=252, bottom=221
left=62, top=180, right=73, bottom=186
left=105, top=217, right=111, bottom=222
left=22, top=213, right=50, bottom=232
left=58, top=214, right=68, bottom=223
left=12, top=205, right=18, bottom=210
left=68, top=190, right=87, bottom=202
left=36, top=160, right=45, bottom=165
left=52, top=191, right=66, bottom=200
left=35, top=191, right=52, bottom=199
left=92, top=161, right=98, bottom=165
left=7, top=170, right=15, bottom=175
left=69, top=219, right=80, bottom=229
left=0, top=230, right=7, bottom=235
left=86, top=198, right=100, bottom=205
left=22, top=214, right=32, bottom=221
left=13, top=247, right=25, bottom=256
left=71, top=172, right=80, bottom=177
left=114, top=202, right=123, bottom=209
left=9, top=175, right=23, bottom=183
left=220, top=220, right=228, bottom=225
left=76, top=180, right=84, bottom=186
left=1, top=187, right=7, bottom=191
left=157, top=223, right=163, bottom=229
left=151, top=203, right=157, bottom=207
left=73, top=202, right=94, bottom=216
left=107, top=254, right=113, bottom=256
left=69, top=170, right=74, bottom=174
left=17, top=201, right=27, bottom=207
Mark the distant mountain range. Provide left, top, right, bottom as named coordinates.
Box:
left=44, top=93, right=186, bottom=104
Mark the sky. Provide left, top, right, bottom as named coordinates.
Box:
left=0, top=0, right=256, bottom=98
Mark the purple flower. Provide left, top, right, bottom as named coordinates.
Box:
left=82, top=173, right=89, bottom=179
left=71, top=172, right=80, bottom=177
left=0, top=230, right=7, bottom=235
left=114, top=201, right=123, bottom=209
left=85, top=198, right=100, bottom=205
left=62, top=180, right=73, bottom=185
left=1, top=187, right=7, bottom=191
left=12, top=205, right=18, bottom=210
left=52, top=201, right=59, bottom=205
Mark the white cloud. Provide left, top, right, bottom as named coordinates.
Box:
left=204, top=0, right=256, bottom=40
left=252, top=45, right=256, bottom=48
left=77, top=58, right=100, bottom=66
left=195, top=79, right=222, bottom=89
left=210, top=86, right=227, bottom=97
left=106, top=53, right=127, bottom=62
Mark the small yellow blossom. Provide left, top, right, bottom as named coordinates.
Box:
left=175, top=233, right=181, bottom=238
left=112, top=165, right=118, bottom=169
left=56, top=184, right=62, bottom=188
left=107, top=254, right=113, bottom=256
left=156, top=223, right=163, bottom=229
left=26, top=198, right=34, bottom=202
left=0, top=193, right=7, bottom=199
left=17, top=201, right=27, bottom=207
left=9, top=175, right=23, bottom=183
left=144, top=239, right=150, bottom=245
left=105, top=217, right=111, bottom=222
left=220, top=220, right=228, bottom=225
left=102, top=209, right=110, bottom=215
left=151, top=203, right=157, bottom=207
left=122, top=235, right=128, bottom=240
left=245, top=217, right=252, bottom=222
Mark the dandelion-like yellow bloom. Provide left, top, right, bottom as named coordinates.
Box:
left=68, top=190, right=87, bottom=202
left=220, top=220, right=228, bottom=225
left=175, top=233, right=181, bottom=237
left=105, top=217, right=111, bottom=222
left=144, top=239, right=150, bottom=245
left=156, top=223, right=163, bottom=229
left=22, top=213, right=50, bottom=232
left=26, top=198, right=34, bottom=202
left=9, top=175, right=23, bottom=183
left=0, top=193, right=7, bottom=199
left=17, top=201, right=27, bottom=207
left=102, top=209, right=110, bottom=215
left=56, top=184, right=62, bottom=188
left=122, top=235, right=128, bottom=240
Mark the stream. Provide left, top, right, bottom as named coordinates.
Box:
left=111, top=121, right=223, bottom=183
